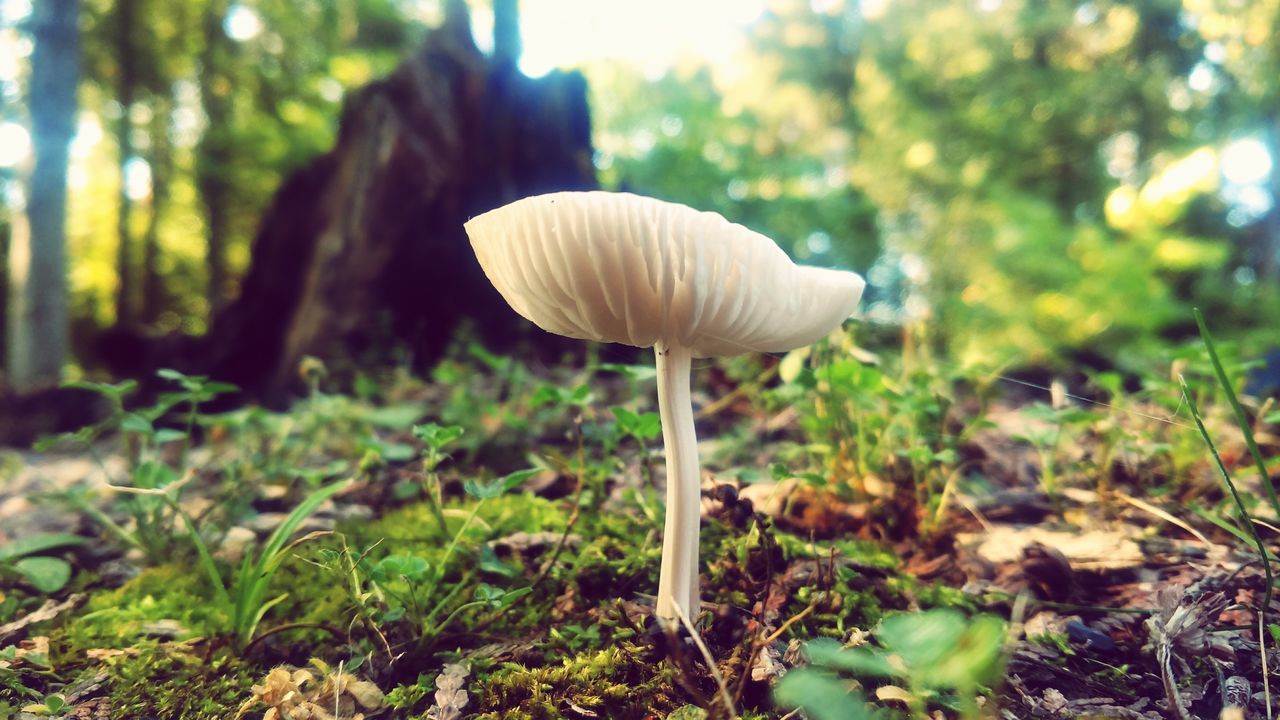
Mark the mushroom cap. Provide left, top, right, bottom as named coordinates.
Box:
left=465, top=191, right=866, bottom=357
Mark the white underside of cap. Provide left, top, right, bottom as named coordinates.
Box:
left=465, top=191, right=866, bottom=356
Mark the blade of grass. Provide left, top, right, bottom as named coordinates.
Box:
left=1179, top=372, right=1273, bottom=720
left=1179, top=375, right=1273, bottom=609
left=1194, top=308, right=1280, bottom=519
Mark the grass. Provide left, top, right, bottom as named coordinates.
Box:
left=1, top=323, right=1277, bottom=718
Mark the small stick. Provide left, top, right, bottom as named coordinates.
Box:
left=674, top=601, right=738, bottom=719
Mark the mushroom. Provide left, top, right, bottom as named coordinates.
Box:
left=464, top=191, right=865, bottom=624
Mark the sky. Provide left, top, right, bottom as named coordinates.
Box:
left=475, top=0, right=767, bottom=77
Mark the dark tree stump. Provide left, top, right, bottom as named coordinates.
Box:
left=152, top=13, right=594, bottom=404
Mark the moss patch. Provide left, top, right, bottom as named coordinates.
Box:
left=106, top=646, right=253, bottom=719
left=470, top=646, right=679, bottom=720
left=62, top=565, right=227, bottom=649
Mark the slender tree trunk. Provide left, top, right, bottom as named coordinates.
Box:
left=142, top=95, right=172, bottom=323
left=198, top=0, right=232, bottom=311
left=6, top=0, right=78, bottom=390
left=114, top=0, right=137, bottom=327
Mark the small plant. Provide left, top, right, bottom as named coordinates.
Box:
left=775, top=609, right=1007, bottom=719
left=19, top=694, right=64, bottom=717
left=37, top=370, right=239, bottom=564
left=316, top=466, right=537, bottom=658
left=1012, top=401, right=1096, bottom=501
left=771, top=333, right=969, bottom=529
left=0, top=533, right=85, bottom=594
left=412, top=422, right=465, bottom=534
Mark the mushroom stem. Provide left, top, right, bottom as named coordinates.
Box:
left=654, top=341, right=701, bottom=625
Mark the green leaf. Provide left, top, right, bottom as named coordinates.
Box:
left=153, top=429, right=189, bottom=444
left=598, top=362, right=657, bottom=382
left=62, top=379, right=138, bottom=402
left=120, top=413, right=155, bottom=435
left=412, top=423, right=465, bottom=450
left=202, top=382, right=240, bottom=397
left=773, top=670, right=880, bottom=720
left=879, top=609, right=968, bottom=669
left=803, top=639, right=903, bottom=679
left=477, top=545, right=519, bottom=578
left=363, top=405, right=425, bottom=429
left=0, top=533, right=86, bottom=562
left=928, top=614, right=1007, bottom=688
left=463, top=468, right=539, bottom=500
left=14, top=557, right=72, bottom=593
left=374, top=555, right=430, bottom=583
left=612, top=407, right=662, bottom=440
left=133, top=461, right=179, bottom=490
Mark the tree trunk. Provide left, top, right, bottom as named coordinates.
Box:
left=197, top=0, right=233, bottom=312
left=114, top=0, right=137, bottom=327
left=111, top=8, right=594, bottom=404
left=6, top=0, right=78, bottom=391
left=142, top=94, right=172, bottom=323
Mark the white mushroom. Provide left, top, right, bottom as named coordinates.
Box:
left=465, top=191, right=865, bottom=624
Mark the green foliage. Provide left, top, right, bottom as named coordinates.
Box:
left=312, top=467, right=550, bottom=658
left=610, top=406, right=662, bottom=443
left=38, top=371, right=238, bottom=564
left=227, top=478, right=351, bottom=648
left=769, top=332, right=972, bottom=531
left=776, top=609, right=1007, bottom=719
left=0, top=534, right=85, bottom=594
left=469, top=646, right=680, bottom=719
left=592, top=0, right=1280, bottom=365
left=64, top=564, right=229, bottom=646
left=104, top=646, right=254, bottom=719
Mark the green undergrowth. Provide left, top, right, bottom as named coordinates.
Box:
left=20, top=482, right=995, bottom=719
left=61, top=564, right=228, bottom=648
left=104, top=647, right=254, bottom=718
left=12, top=324, right=1273, bottom=718
left=469, top=646, right=681, bottom=720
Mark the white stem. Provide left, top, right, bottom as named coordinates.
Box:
left=654, top=341, right=701, bottom=625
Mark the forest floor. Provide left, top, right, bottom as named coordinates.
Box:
left=0, top=339, right=1276, bottom=719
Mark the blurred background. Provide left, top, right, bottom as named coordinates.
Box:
left=2, top=0, right=1278, bottom=400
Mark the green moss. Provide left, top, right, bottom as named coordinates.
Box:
left=915, top=581, right=978, bottom=611
left=62, top=565, right=227, bottom=649
left=106, top=646, right=253, bottom=719
left=470, top=646, right=679, bottom=720
left=350, top=493, right=570, bottom=553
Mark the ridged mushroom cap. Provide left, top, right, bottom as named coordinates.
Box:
left=465, top=191, right=865, bottom=357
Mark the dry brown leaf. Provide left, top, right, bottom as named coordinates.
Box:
left=960, top=524, right=1143, bottom=570
left=237, top=661, right=385, bottom=720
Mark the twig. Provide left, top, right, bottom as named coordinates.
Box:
left=241, top=622, right=342, bottom=657
left=696, top=365, right=779, bottom=420
left=763, top=603, right=817, bottom=646
left=674, top=600, right=737, bottom=719
left=1114, top=490, right=1211, bottom=545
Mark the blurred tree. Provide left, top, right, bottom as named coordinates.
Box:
left=845, top=0, right=1214, bottom=363
left=112, top=0, right=137, bottom=326
left=6, top=0, right=78, bottom=390
left=599, top=0, right=1275, bottom=365
left=142, top=93, right=172, bottom=323
left=197, top=0, right=233, bottom=311
left=1183, top=0, right=1280, bottom=280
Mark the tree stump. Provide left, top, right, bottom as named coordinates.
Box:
left=159, top=12, right=595, bottom=404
